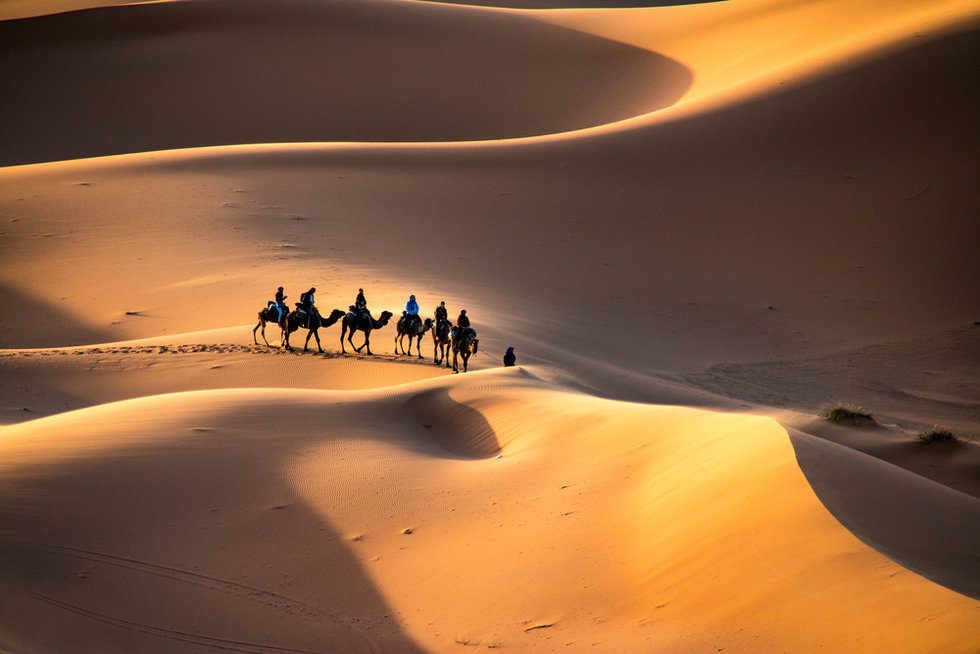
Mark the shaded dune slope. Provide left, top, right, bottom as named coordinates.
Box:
left=0, top=0, right=691, bottom=166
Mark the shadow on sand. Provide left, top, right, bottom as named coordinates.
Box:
left=0, top=432, right=426, bottom=653
left=789, top=429, right=980, bottom=600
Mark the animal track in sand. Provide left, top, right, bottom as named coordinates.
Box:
left=0, top=343, right=454, bottom=369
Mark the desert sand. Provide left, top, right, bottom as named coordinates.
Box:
left=1, top=0, right=978, bottom=652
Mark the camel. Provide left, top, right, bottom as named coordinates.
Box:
left=452, top=328, right=479, bottom=373
left=432, top=318, right=453, bottom=367
left=282, top=308, right=346, bottom=353
left=253, top=305, right=287, bottom=347
left=341, top=309, right=394, bottom=355
left=395, top=315, right=434, bottom=358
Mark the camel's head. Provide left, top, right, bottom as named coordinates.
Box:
left=328, top=308, right=346, bottom=320
left=379, top=310, right=394, bottom=324
left=423, top=318, right=434, bottom=332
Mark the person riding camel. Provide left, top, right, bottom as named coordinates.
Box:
left=355, top=288, right=367, bottom=315
left=298, top=287, right=317, bottom=327
left=503, top=346, right=516, bottom=367
left=268, top=286, right=287, bottom=326
left=454, top=309, right=472, bottom=342
left=404, top=294, right=420, bottom=330
left=434, top=301, right=448, bottom=323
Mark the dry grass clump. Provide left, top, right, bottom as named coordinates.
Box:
left=824, top=403, right=876, bottom=425
left=918, top=427, right=958, bottom=444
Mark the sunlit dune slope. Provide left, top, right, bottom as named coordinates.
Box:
left=1, top=370, right=977, bottom=652
left=0, top=0, right=690, bottom=165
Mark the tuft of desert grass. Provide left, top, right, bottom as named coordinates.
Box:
left=824, top=403, right=875, bottom=425
left=918, top=427, right=958, bottom=444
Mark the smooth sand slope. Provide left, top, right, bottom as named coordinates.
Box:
left=2, top=0, right=979, bottom=651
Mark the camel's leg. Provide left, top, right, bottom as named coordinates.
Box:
left=351, top=328, right=362, bottom=353
left=415, top=336, right=424, bottom=359
left=284, top=328, right=292, bottom=351
left=253, top=321, right=261, bottom=345
left=312, top=328, right=323, bottom=353
left=452, top=349, right=459, bottom=373
left=362, top=330, right=373, bottom=355
left=304, top=328, right=312, bottom=352
left=340, top=325, right=347, bottom=353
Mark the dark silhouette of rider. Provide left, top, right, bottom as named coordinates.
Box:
left=355, top=288, right=367, bottom=311
left=298, top=287, right=316, bottom=326
left=456, top=310, right=470, bottom=328
left=434, top=301, right=448, bottom=323
left=300, top=287, right=316, bottom=310
left=503, top=347, right=516, bottom=367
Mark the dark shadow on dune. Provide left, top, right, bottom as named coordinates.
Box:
left=0, top=283, right=115, bottom=348
left=0, top=0, right=691, bottom=165
left=789, top=429, right=980, bottom=600
left=402, top=388, right=501, bottom=458
left=0, top=434, right=425, bottom=653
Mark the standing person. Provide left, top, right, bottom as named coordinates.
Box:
left=503, top=347, right=516, bottom=367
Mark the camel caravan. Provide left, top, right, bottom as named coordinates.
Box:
left=253, top=287, right=479, bottom=373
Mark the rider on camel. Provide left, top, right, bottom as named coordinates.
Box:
left=453, top=309, right=472, bottom=342
left=434, top=301, right=448, bottom=323
left=269, top=286, right=287, bottom=326
left=355, top=288, right=367, bottom=312
left=299, top=287, right=317, bottom=326
left=404, top=295, right=420, bottom=329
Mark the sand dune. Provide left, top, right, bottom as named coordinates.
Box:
left=0, top=0, right=690, bottom=166
left=2, top=370, right=978, bottom=652
left=2, top=0, right=979, bottom=651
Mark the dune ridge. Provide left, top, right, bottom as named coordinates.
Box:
left=2, top=0, right=979, bottom=651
